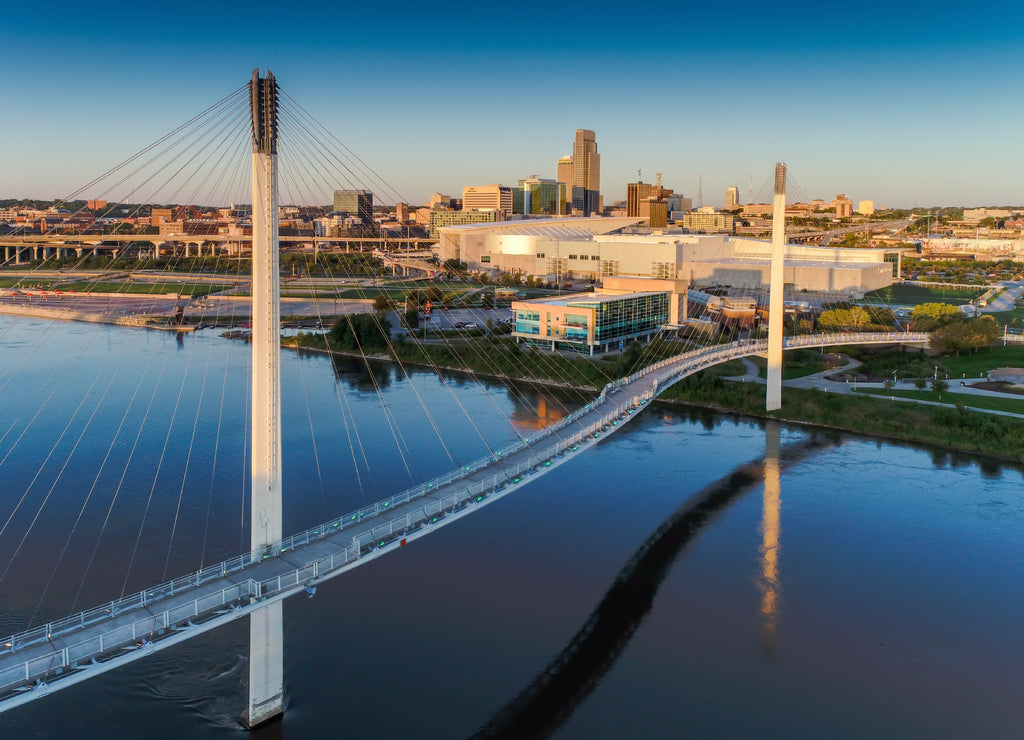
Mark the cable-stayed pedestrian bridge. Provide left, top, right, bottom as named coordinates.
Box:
left=0, top=330, right=927, bottom=713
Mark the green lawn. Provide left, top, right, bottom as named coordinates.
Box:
left=988, top=308, right=1024, bottom=329
left=336, top=287, right=408, bottom=299
left=854, top=387, right=1024, bottom=414
left=57, top=281, right=232, bottom=296
left=279, top=291, right=341, bottom=298
left=938, top=345, right=1024, bottom=378
left=865, top=284, right=986, bottom=306
left=337, top=286, right=477, bottom=301
left=750, top=348, right=831, bottom=380
left=713, top=359, right=747, bottom=378
left=0, top=277, right=60, bottom=289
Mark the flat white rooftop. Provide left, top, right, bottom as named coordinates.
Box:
left=516, top=290, right=665, bottom=308
left=440, top=217, right=642, bottom=238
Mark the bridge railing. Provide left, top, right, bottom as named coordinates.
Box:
left=0, top=330, right=931, bottom=686
left=275, top=394, right=613, bottom=556
left=618, top=331, right=927, bottom=390
left=0, top=394, right=655, bottom=695
left=0, top=388, right=617, bottom=660
left=0, top=579, right=260, bottom=697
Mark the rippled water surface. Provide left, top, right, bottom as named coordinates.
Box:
left=1, top=317, right=1022, bottom=739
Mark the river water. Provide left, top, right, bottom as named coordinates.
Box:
left=0, top=316, right=1021, bottom=739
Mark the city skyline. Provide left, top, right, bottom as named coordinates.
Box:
left=3, top=0, right=1022, bottom=209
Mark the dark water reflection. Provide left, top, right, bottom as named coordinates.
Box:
left=473, top=426, right=831, bottom=739
left=1, top=317, right=1023, bottom=739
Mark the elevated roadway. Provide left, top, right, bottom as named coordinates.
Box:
left=786, top=219, right=913, bottom=245
left=1, top=234, right=435, bottom=264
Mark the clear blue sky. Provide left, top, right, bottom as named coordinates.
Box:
left=4, top=0, right=1022, bottom=209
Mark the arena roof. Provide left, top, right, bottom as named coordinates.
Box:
left=440, top=217, right=643, bottom=241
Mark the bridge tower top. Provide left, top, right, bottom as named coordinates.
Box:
left=250, top=69, right=278, bottom=155
left=774, top=162, right=786, bottom=195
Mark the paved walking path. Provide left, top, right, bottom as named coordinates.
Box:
left=727, top=353, right=1024, bottom=419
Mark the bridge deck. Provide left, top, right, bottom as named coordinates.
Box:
left=0, top=331, right=926, bottom=711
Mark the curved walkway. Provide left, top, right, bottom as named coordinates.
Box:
left=729, top=352, right=1024, bottom=419
left=0, top=331, right=929, bottom=712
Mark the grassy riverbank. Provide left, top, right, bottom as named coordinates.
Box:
left=284, top=331, right=1024, bottom=463
left=853, top=387, right=1024, bottom=414
left=286, top=332, right=630, bottom=389
left=659, top=374, right=1024, bottom=462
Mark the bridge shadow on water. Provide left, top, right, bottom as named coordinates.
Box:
left=470, top=425, right=834, bottom=740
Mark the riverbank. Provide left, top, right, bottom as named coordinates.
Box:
left=281, top=332, right=1024, bottom=464
left=0, top=301, right=196, bottom=331
left=659, top=376, right=1024, bottom=463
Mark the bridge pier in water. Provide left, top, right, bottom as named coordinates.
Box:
left=242, top=68, right=285, bottom=730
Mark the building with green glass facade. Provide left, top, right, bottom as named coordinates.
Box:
left=512, top=290, right=669, bottom=355
left=513, top=176, right=566, bottom=216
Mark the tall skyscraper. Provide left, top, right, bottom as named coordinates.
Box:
left=570, top=129, right=600, bottom=216
left=725, top=186, right=740, bottom=210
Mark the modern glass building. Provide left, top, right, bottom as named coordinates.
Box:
left=512, top=290, right=669, bottom=354
left=513, top=176, right=566, bottom=216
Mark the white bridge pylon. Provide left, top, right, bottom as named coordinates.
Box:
left=767, top=162, right=787, bottom=411
left=246, top=68, right=284, bottom=730
left=0, top=331, right=928, bottom=717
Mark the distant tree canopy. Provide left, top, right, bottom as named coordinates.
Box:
left=328, top=313, right=392, bottom=351
left=930, top=315, right=1001, bottom=355
left=817, top=306, right=872, bottom=330
left=909, top=302, right=963, bottom=331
